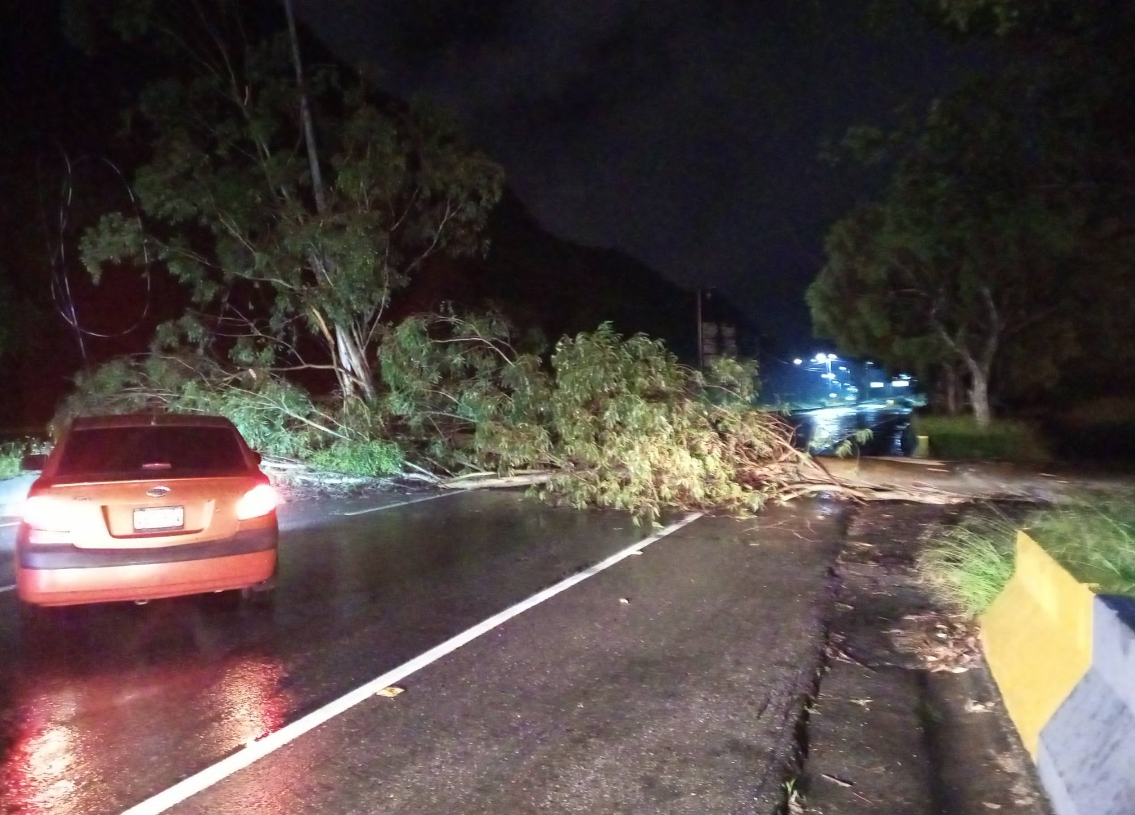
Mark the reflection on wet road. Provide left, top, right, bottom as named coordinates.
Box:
left=792, top=403, right=915, bottom=456
left=0, top=491, right=651, bottom=815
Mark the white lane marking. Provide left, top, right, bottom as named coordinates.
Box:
left=340, top=491, right=456, bottom=517
left=0, top=521, right=20, bottom=528
left=0, top=585, right=15, bottom=594
left=119, top=512, right=702, bottom=815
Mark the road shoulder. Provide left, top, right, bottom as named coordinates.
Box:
left=799, top=503, right=1047, bottom=815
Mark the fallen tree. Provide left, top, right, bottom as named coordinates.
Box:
left=59, top=315, right=1001, bottom=523
left=380, top=314, right=991, bottom=517
left=427, top=459, right=976, bottom=505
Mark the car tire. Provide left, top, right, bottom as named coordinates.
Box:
left=240, top=580, right=276, bottom=607
left=900, top=422, right=918, bottom=456
left=240, top=554, right=278, bottom=605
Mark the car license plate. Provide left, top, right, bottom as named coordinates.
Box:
left=133, top=506, right=184, bottom=531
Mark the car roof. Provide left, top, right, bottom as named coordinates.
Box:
left=69, top=413, right=239, bottom=431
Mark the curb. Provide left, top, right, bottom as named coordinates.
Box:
left=982, top=532, right=1135, bottom=815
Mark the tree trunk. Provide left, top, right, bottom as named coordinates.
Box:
left=311, top=305, right=376, bottom=402
left=336, top=328, right=376, bottom=402
left=944, top=365, right=962, bottom=415
left=969, top=367, right=992, bottom=427
left=286, top=0, right=375, bottom=401
left=969, top=287, right=1000, bottom=428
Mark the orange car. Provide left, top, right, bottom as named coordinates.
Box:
left=15, top=413, right=278, bottom=609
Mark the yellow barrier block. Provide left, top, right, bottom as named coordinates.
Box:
left=981, top=531, right=1095, bottom=758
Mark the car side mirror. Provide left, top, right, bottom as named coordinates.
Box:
left=251, top=451, right=262, bottom=466
left=20, top=453, right=47, bottom=472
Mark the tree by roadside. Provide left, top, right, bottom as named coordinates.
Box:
left=810, top=92, right=1081, bottom=424
left=811, top=0, right=1135, bottom=423
left=72, top=0, right=503, bottom=403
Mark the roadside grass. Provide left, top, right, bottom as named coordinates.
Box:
left=920, top=508, right=1019, bottom=616
left=913, top=414, right=1050, bottom=462
left=1029, top=496, right=1135, bottom=596
left=921, top=495, right=1135, bottom=616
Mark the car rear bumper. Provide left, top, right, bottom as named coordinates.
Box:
left=15, top=525, right=277, bottom=606
left=18, top=526, right=277, bottom=569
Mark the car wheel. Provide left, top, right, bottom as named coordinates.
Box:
left=240, top=555, right=278, bottom=606
left=900, top=422, right=918, bottom=456
left=240, top=578, right=276, bottom=607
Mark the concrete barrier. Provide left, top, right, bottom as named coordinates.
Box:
left=981, top=531, right=1095, bottom=756
left=0, top=473, right=35, bottom=518
left=982, top=532, right=1135, bottom=815
left=1036, top=595, right=1135, bottom=815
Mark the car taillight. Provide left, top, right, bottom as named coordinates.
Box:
left=22, top=495, right=72, bottom=532
left=236, top=484, right=278, bottom=521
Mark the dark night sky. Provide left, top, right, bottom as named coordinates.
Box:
left=296, top=0, right=964, bottom=346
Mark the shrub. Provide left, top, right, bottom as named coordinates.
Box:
left=1046, top=397, right=1135, bottom=461
left=913, top=414, right=1049, bottom=461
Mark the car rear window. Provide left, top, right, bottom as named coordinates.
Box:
left=54, top=426, right=251, bottom=481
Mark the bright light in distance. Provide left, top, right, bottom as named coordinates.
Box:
left=813, top=353, right=827, bottom=363
left=822, top=372, right=835, bottom=379
left=829, top=393, right=838, bottom=399
left=827, top=354, right=838, bottom=361
left=845, top=394, right=855, bottom=400
left=793, top=358, right=802, bottom=365
left=236, top=484, right=279, bottom=520
left=838, top=366, right=848, bottom=371
left=891, top=380, right=911, bottom=388
left=869, top=382, right=885, bottom=388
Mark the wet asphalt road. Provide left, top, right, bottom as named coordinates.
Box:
left=0, top=491, right=844, bottom=815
